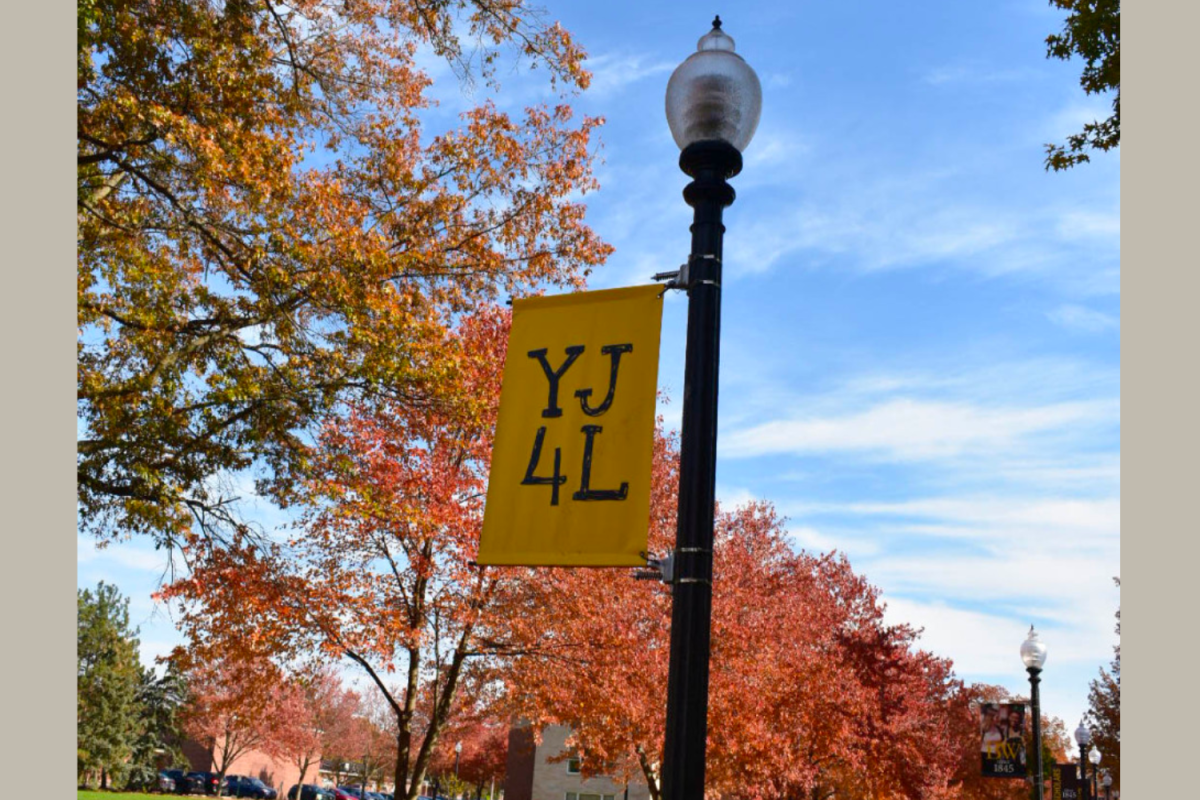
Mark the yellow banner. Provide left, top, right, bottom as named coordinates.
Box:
left=478, top=285, right=664, bottom=566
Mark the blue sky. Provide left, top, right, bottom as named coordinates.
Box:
left=79, top=0, right=1119, bottom=746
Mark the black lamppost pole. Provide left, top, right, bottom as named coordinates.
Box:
left=1021, top=627, right=1048, bottom=800
left=1088, top=747, right=1101, bottom=800
left=1074, top=722, right=1092, bottom=800
left=660, top=16, right=761, bottom=800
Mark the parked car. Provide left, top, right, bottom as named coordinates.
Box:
left=288, top=785, right=335, bottom=800
left=226, top=775, right=278, bottom=799
left=188, top=772, right=222, bottom=795
left=163, top=770, right=205, bottom=795
left=156, top=772, right=176, bottom=793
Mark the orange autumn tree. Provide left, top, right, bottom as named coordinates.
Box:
left=499, top=429, right=963, bottom=800
left=944, top=682, right=1072, bottom=800
left=278, top=667, right=364, bottom=793
left=427, top=705, right=510, bottom=796
left=78, top=0, right=609, bottom=547
left=179, top=657, right=293, bottom=792
left=165, top=307, right=531, bottom=800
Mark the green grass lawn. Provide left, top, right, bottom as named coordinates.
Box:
left=79, top=792, right=168, bottom=800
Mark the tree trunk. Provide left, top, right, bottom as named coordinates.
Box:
left=101, top=768, right=108, bottom=790
left=297, top=763, right=309, bottom=797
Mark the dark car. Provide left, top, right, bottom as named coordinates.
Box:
left=288, top=785, right=335, bottom=800
left=188, top=772, right=222, bottom=796
left=156, top=772, right=177, bottom=793
left=226, top=776, right=278, bottom=799
left=163, top=770, right=205, bottom=795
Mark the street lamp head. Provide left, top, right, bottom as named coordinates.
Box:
left=455, top=740, right=463, bottom=755
left=1021, top=625, right=1048, bottom=670
left=1089, top=746, right=1102, bottom=765
left=1074, top=721, right=1091, bottom=746
left=665, top=16, right=762, bottom=154
left=1103, top=773, right=1113, bottom=787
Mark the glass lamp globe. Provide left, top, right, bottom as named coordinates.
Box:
left=1103, top=774, right=1113, bottom=787
left=1021, top=625, right=1048, bottom=670
left=1089, top=746, right=1102, bottom=765
left=1075, top=722, right=1091, bottom=746
left=665, top=17, right=762, bottom=152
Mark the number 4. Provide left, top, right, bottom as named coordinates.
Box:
left=521, top=426, right=567, bottom=505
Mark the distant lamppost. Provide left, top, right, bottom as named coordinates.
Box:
left=660, top=16, right=761, bottom=800
left=1089, top=747, right=1102, bottom=799
left=455, top=741, right=463, bottom=779
left=1102, top=771, right=1113, bottom=800
left=1021, top=626, right=1048, bottom=800
left=1074, top=722, right=1092, bottom=800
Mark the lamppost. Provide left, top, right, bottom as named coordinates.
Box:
left=1088, top=747, right=1101, bottom=799
left=1074, top=722, right=1091, bottom=800
left=1102, top=772, right=1113, bottom=800
left=660, top=17, right=760, bottom=800
left=1021, top=627, right=1048, bottom=800
left=455, top=741, right=463, bottom=781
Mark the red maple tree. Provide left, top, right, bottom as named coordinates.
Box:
left=496, top=427, right=965, bottom=800
left=165, top=307, right=542, bottom=799
left=179, top=658, right=292, bottom=791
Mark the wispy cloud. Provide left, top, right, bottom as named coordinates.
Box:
left=584, top=51, right=675, bottom=97
left=723, top=397, right=1115, bottom=461
left=78, top=534, right=171, bottom=574
left=1048, top=304, right=1119, bottom=334
left=921, top=64, right=1039, bottom=86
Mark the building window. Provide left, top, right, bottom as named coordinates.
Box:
left=566, top=759, right=581, bottom=775
left=567, top=794, right=614, bottom=800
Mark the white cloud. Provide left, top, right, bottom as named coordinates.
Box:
left=722, top=397, right=1115, bottom=461
left=1048, top=304, right=1119, bottom=334
left=1055, top=211, right=1120, bottom=242
left=583, top=52, right=675, bottom=97
left=715, top=484, right=758, bottom=509
left=786, top=524, right=881, bottom=558
left=921, top=64, right=1038, bottom=86
left=78, top=534, right=171, bottom=574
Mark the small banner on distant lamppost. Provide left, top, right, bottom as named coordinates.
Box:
left=477, top=285, right=663, bottom=566
left=980, top=702, right=1028, bottom=778
left=1052, top=763, right=1082, bottom=800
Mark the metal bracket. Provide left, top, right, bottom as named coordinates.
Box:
left=653, top=254, right=721, bottom=292
left=652, top=261, right=689, bottom=292
left=632, top=551, right=675, bottom=584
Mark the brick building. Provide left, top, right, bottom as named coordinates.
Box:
left=504, top=725, right=650, bottom=800
left=182, top=738, right=310, bottom=797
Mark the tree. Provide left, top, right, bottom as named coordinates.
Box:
left=180, top=658, right=292, bottom=793
left=498, top=429, right=964, bottom=800
left=278, top=667, right=364, bottom=793
left=1044, top=0, right=1120, bottom=170
left=1086, top=578, right=1120, bottom=790
left=78, top=581, right=143, bottom=789
left=944, top=683, right=1072, bottom=800
left=163, top=307, right=533, bottom=800
left=78, top=0, right=610, bottom=547
left=126, top=662, right=190, bottom=790
left=426, top=709, right=510, bottom=797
